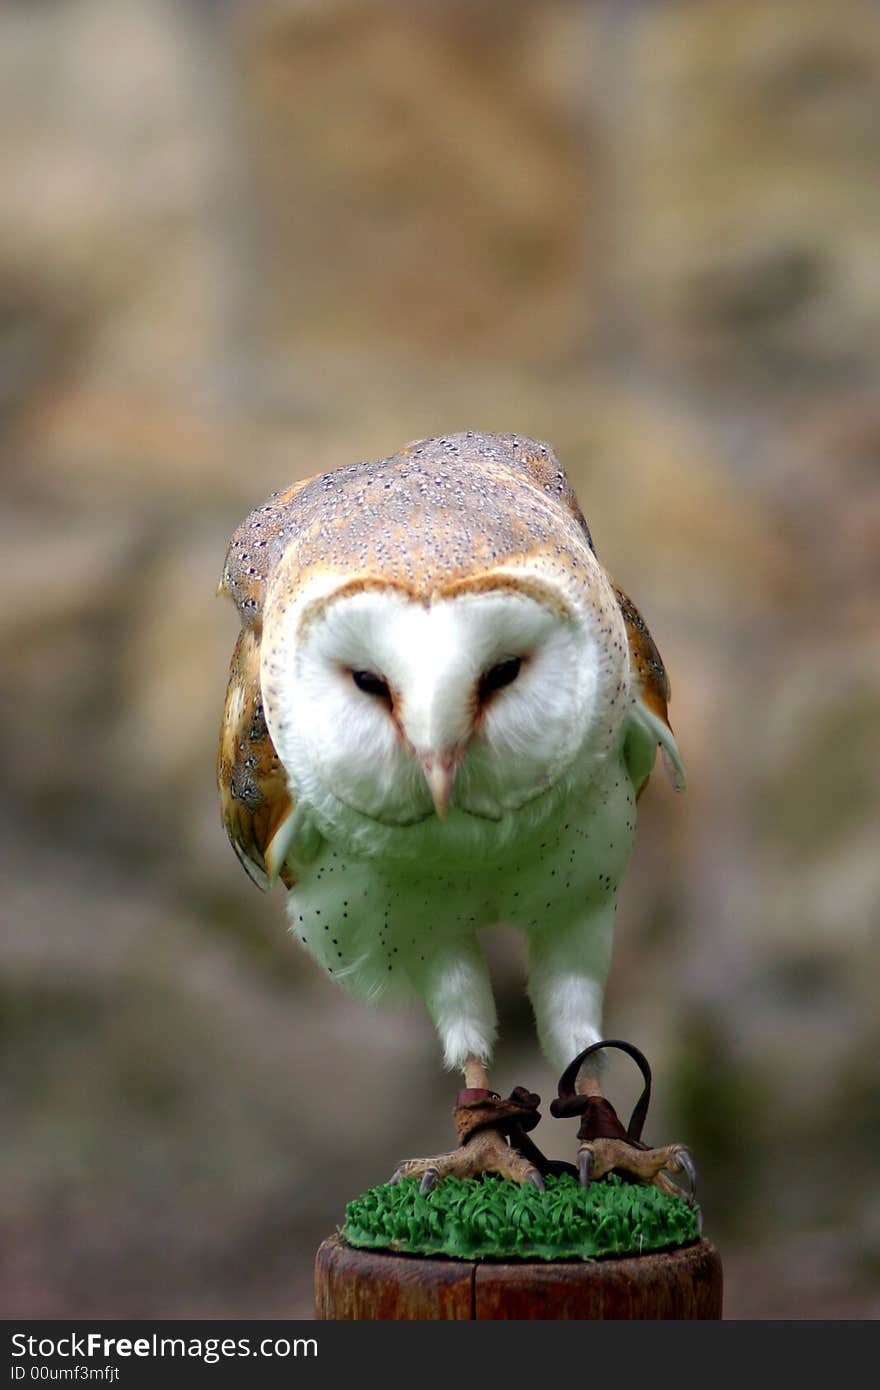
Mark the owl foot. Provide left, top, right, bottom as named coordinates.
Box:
left=551, top=1039, right=698, bottom=1207
left=389, top=1086, right=549, bottom=1191
left=576, top=1137, right=697, bottom=1204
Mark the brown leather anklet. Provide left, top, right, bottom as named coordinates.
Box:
left=453, top=1085, right=541, bottom=1146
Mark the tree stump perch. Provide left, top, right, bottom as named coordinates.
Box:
left=315, top=1234, right=722, bottom=1319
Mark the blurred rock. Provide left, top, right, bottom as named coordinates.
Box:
left=238, top=0, right=591, bottom=367
left=603, top=0, right=880, bottom=388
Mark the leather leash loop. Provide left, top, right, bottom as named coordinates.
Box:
left=549, top=1038, right=653, bottom=1143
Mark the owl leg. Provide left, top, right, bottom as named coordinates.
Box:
left=524, top=902, right=613, bottom=1074
left=552, top=1041, right=698, bottom=1205
left=388, top=945, right=546, bottom=1189
left=526, top=916, right=696, bottom=1204
left=417, top=939, right=498, bottom=1074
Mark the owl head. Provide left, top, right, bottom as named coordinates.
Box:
left=261, top=568, right=629, bottom=834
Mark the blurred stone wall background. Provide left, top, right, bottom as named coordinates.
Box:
left=1, top=0, right=878, bottom=1319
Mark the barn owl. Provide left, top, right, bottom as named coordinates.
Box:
left=218, top=432, right=694, bottom=1197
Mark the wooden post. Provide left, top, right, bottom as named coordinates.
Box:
left=315, top=1235, right=722, bottom=1319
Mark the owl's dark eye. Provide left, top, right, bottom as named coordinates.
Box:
left=351, top=669, right=392, bottom=701
left=478, top=656, right=522, bottom=702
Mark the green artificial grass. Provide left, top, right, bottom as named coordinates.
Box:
left=343, top=1172, right=700, bottom=1262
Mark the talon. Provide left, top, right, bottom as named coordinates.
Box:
left=393, top=1081, right=554, bottom=1190
left=673, top=1148, right=698, bottom=1205
left=578, top=1147, right=594, bottom=1188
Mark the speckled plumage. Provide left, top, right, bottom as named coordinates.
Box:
left=217, top=431, right=684, bottom=1073
left=222, top=433, right=593, bottom=613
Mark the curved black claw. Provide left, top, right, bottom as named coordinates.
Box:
left=419, top=1168, right=439, bottom=1195
left=525, top=1169, right=545, bottom=1192
left=578, top=1147, right=594, bottom=1189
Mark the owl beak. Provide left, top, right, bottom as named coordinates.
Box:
left=421, top=755, right=457, bottom=820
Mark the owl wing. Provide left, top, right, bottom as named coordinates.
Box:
left=612, top=581, right=686, bottom=798
left=217, top=474, right=323, bottom=889
left=217, top=626, right=296, bottom=890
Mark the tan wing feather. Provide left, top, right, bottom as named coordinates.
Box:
left=612, top=581, right=685, bottom=797
left=612, top=582, right=671, bottom=723
left=217, top=626, right=295, bottom=889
